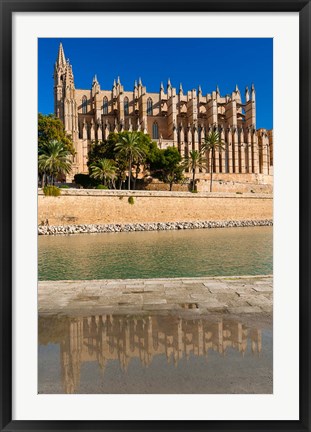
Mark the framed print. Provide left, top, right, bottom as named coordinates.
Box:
left=1, top=0, right=310, bottom=431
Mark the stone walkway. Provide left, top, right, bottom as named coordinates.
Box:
left=39, top=275, right=273, bottom=316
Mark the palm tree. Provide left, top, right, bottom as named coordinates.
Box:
left=90, top=158, right=117, bottom=188
left=202, top=131, right=225, bottom=192
left=115, top=132, right=146, bottom=190
left=38, top=140, right=72, bottom=185
left=183, top=150, right=206, bottom=192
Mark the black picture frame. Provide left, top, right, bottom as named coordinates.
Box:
left=1, top=0, right=310, bottom=431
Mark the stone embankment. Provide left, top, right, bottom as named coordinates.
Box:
left=38, top=190, right=273, bottom=226
left=38, top=219, right=273, bottom=235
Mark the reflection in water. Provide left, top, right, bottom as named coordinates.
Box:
left=39, top=313, right=265, bottom=394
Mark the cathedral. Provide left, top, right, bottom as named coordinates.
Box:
left=54, top=43, right=273, bottom=182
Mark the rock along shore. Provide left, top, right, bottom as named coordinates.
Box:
left=38, top=219, right=273, bottom=236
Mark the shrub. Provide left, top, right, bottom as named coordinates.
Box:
left=74, top=173, right=98, bottom=189
left=59, top=184, right=69, bottom=189
left=128, top=196, right=135, bottom=205
left=96, top=184, right=108, bottom=189
left=43, top=185, right=61, bottom=197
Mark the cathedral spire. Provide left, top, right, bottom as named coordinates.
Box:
left=251, top=83, right=256, bottom=101
left=92, top=74, right=100, bottom=93
left=245, top=86, right=250, bottom=102
left=57, top=42, right=66, bottom=67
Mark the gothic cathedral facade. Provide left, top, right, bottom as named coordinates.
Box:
left=54, top=43, right=273, bottom=181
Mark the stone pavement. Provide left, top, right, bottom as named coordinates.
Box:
left=38, top=275, right=273, bottom=316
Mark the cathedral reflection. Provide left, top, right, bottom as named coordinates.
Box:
left=39, top=313, right=262, bottom=394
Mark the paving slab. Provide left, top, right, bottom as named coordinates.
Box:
left=38, top=275, right=273, bottom=315
left=228, top=306, right=263, bottom=314
left=252, top=285, right=273, bottom=293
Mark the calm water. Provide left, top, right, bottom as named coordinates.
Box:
left=38, top=312, right=272, bottom=394
left=38, top=226, right=273, bottom=280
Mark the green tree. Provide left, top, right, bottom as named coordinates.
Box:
left=38, top=140, right=72, bottom=186
left=115, top=131, right=146, bottom=190
left=38, top=113, right=75, bottom=155
left=145, top=140, right=163, bottom=169
left=74, top=173, right=99, bottom=189
left=90, top=158, right=117, bottom=188
left=151, top=146, right=184, bottom=191
left=87, top=133, right=119, bottom=167
left=88, top=132, right=156, bottom=190
left=130, top=132, right=153, bottom=189
left=183, top=150, right=206, bottom=192
left=88, top=134, right=127, bottom=189
left=202, top=131, right=225, bottom=192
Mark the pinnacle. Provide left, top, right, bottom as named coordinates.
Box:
left=57, top=42, right=66, bottom=67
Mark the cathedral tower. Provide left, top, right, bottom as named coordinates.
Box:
left=54, top=43, right=79, bottom=145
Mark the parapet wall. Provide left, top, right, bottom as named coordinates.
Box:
left=38, top=190, right=273, bottom=226
left=196, top=173, right=273, bottom=193
left=137, top=173, right=273, bottom=193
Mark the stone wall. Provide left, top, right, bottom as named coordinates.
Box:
left=38, top=190, right=273, bottom=226
left=136, top=173, right=273, bottom=193
left=196, top=173, right=273, bottom=194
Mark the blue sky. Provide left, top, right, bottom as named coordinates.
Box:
left=38, top=38, right=273, bottom=130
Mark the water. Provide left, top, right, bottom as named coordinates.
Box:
left=38, top=226, right=273, bottom=280
left=38, top=312, right=272, bottom=394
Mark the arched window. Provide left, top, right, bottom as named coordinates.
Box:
left=152, top=122, right=159, bottom=139
left=147, top=98, right=153, bottom=116
left=103, top=97, right=108, bottom=115
left=82, top=96, right=87, bottom=114
left=124, top=97, right=129, bottom=116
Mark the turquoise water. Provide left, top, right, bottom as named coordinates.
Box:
left=38, top=226, right=272, bottom=280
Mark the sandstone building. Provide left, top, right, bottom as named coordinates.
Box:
left=54, top=43, right=273, bottom=184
